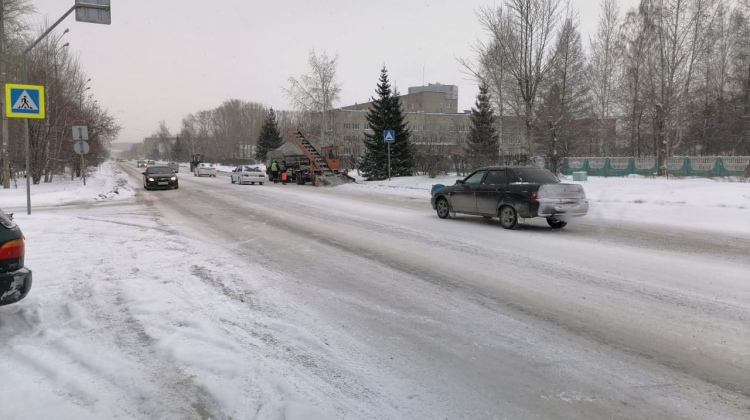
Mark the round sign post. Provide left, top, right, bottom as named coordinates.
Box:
left=73, top=140, right=90, bottom=185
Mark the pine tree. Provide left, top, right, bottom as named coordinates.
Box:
left=255, top=108, right=283, bottom=161
left=466, top=83, right=499, bottom=168
left=360, top=66, right=413, bottom=180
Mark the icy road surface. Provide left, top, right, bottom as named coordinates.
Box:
left=1, top=163, right=748, bottom=419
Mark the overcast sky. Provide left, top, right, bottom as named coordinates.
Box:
left=32, top=0, right=640, bottom=144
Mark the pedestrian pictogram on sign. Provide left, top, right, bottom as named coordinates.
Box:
left=384, top=130, right=395, bottom=143
left=13, top=91, right=38, bottom=110
left=6, top=83, right=45, bottom=119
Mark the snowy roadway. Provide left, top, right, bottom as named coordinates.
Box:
left=1, top=163, right=748, bottom=419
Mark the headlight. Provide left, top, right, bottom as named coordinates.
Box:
left=170, top=176, right=177, bottom=181
left=148, top=177, right=154, bottom=181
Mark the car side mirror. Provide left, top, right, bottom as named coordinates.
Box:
left=142, top=172, right=146, bottom=175
left=455, top=179, right=464, bottom=185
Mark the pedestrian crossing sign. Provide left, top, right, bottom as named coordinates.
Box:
left=383, top=130, right=395, bottom=143
left=6, top=83, right=45, bottom=119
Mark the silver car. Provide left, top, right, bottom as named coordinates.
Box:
left=231, top=165, right=267, bottom=185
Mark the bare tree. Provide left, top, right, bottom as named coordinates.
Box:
left=538, top=8, right=589, bottom=171
left=156, top=120, right=171, bottom=160
left=618, top=4, right=654, bottom=158
left=589, top=0, right=622, bottom=155
left=641, top=0, right=719, bottom=174
left=178, top=100, right=268, bottom=162
left=474, top=0, right=562, bottom=157
left=282, top=50, right=341, bottom=145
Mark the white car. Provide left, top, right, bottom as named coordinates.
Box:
left=231, top=165, right=266, bottom=185
left=194, top=163, right=217, bottom=177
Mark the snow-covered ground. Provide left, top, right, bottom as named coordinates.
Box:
left=0, top=162, right=748, bottom=419
left=5, top=162, right=748, bottom=234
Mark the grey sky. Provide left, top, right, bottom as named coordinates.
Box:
left=32, top=0, right=640, bottom=144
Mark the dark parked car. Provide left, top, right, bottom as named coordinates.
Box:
left=0, top=210, right=32, bottom=306
left=142, top=166, right=179, bottom=190
left=431, top=166, right=588, bottom=229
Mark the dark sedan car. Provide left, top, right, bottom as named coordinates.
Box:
left=142, top=166, right=179, bottom=190
left=431, top=166, right=588, bottom=229
left=0, top=210, right=32, bottom=306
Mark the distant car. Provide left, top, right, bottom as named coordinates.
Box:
left=430, top=166, right=588, bottom=229
left=0, top=209, right=32, bottom=306
left=231, top=165, right=266, bottom=185
left=147, top=160, right=156, bottom=166
left=136, top=159, right=147, bottom=168
left=168, top=162, right=180, bottom=173
left=142, top=166, right=179, bottom=190
left=194, top=163, right=217, bottom=177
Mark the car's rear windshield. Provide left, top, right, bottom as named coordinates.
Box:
left=148, top=167, right=173, bottom=174
left=509, top=168, right=559, bottom=183
left=244, top=166, right=261, bottom=172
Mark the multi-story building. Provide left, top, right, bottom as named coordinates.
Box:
left=334, top=83, right=529, bottom=161
left=332, top=83, right=616, bottom=167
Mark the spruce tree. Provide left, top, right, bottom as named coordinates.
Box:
left=360, top=66, right=413, bottom=180
left=466, top=83, right=499, bottom=168
left=255, top=108, right=284, bottom=162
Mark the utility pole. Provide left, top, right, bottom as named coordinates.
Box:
left=1, top=0, right=10, bottom=188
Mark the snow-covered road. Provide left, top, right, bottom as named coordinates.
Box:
left=1, top=163, right=748, bottom=419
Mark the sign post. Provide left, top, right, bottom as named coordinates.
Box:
left=73, top=126, right=90, bottom=185
left=383, top=130, right=395, bottom=181
left=5, top=83, right=45, bottom=214
left=13, top=0, right=111, bottom=214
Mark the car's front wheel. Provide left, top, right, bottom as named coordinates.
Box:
left=499, top=205, right=518, bottom=230
left=547, top=217, right=567, bottom=229
left=436, top=197, right=450, bottom=219
left=231, top=177, right=235, bottom=184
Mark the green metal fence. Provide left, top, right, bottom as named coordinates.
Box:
left=559, top=156, right=750, bottom=177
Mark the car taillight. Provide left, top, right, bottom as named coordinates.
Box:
left=0, top=238, right=25, bottom=260
left=530, top=191, right=539, bottom=200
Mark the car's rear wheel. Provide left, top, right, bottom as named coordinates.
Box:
left=231, top=177, right=235, bottom=184
left=499, top=205, right=518, bottom=229
left=547, top=217, right=567, bottom=229
left=436, top=197, right=450, bottom=219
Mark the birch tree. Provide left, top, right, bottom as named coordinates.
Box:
left=283, top=50, right=341, bottom=145
left=474, top=0, right=562, bottom=157
left=589, top=0, right=622, bottom=155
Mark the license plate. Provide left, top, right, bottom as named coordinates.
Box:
left=158, top=182, right=168, bottom=185
left=555, top=203, right=577, bottom=211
